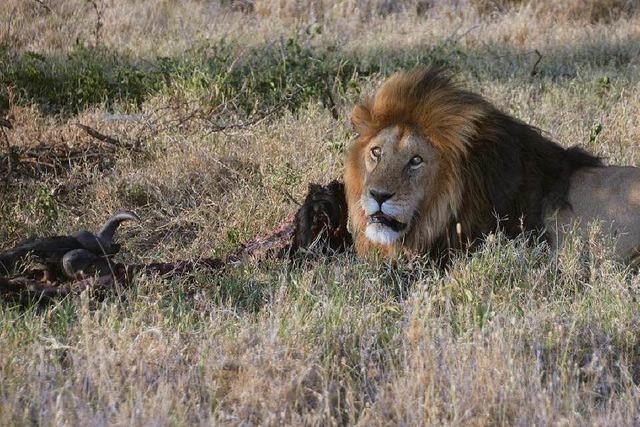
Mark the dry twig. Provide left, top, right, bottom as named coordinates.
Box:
left=75, top=123, right=142, bottom=152
left=530, top=49, right=543, bottom=76
left=32, top=0, right=52, bottom=13
left=1, top=121, right=13, bottom=181
left=86, top=0, right=103, bottom=46
left=76, top=123, right=121, bottom=146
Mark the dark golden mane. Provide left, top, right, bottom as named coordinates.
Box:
left=351, top=67, right=493, bottom=161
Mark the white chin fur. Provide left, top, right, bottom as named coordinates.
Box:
left=365, top=223, right=401, bottom=246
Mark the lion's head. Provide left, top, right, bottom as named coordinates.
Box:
left=344, top=67, right=490, bottom=257
left=351, top=124, right=443, bottom=247
left=344, top=67, right=600, bottom=259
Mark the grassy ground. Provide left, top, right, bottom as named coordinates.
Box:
left=1, top=0, right=640, bottom=425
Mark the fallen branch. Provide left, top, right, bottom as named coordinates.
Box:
left=76, top=123, right=125, bottom=148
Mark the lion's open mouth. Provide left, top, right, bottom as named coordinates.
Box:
left=368, top=212, right=407, bottom=231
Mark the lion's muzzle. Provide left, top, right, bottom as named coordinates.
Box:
left=361, top=190, right=411, bottom=245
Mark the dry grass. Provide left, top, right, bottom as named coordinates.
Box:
left=1, top=0, right=640, bottom=425
left=471, top=0, right=638, bottom=22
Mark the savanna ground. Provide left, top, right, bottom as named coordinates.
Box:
left=1, top=0, right=640, bottom=425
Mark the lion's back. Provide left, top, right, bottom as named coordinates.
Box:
left=550, top=165, right=640, bottom=260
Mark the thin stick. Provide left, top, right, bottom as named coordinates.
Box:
left=75, top=123, right=139, bottom=152
left=32, top=0, right=52, bottom=12
left=530, top=49, right=543, bottom=76
left=1, top=126, right=12, bottom=180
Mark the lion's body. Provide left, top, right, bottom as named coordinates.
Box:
left=551, top=166, right=640, bottom=261
left=344, top=67, right=639, bottom=262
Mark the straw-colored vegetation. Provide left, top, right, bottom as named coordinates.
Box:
left=1, top=0, right=640, bottom=424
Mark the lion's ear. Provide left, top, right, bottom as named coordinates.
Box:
left=350, top=104, right=372, bottom=135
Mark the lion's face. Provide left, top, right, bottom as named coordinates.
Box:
left=359, top=124, right=441, bottom=245
left=345, top=67, right=485, bottom=256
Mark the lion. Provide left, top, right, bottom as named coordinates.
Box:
left=344, top=66, right=640, bottom=263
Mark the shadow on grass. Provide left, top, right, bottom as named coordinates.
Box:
left=1, top=32, right=638, bottom=117
left=0, top=39, right=361, bottom=117
left=0, top=45, right=161, bottom=115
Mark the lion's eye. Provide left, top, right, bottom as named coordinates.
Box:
left=409, top=155, right=423, bottom=167
left=370, top=146, right=382, bottom=159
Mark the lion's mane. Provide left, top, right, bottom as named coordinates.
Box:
left=344, top=67, right=602, bottom=260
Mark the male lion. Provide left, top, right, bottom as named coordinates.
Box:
left=344, top=67, right=640, bottom=262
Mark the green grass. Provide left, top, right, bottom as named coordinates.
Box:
left=0, top=33, right=478, bottom=125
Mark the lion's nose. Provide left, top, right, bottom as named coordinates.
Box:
left=370, top=189, right=394, bottom=206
